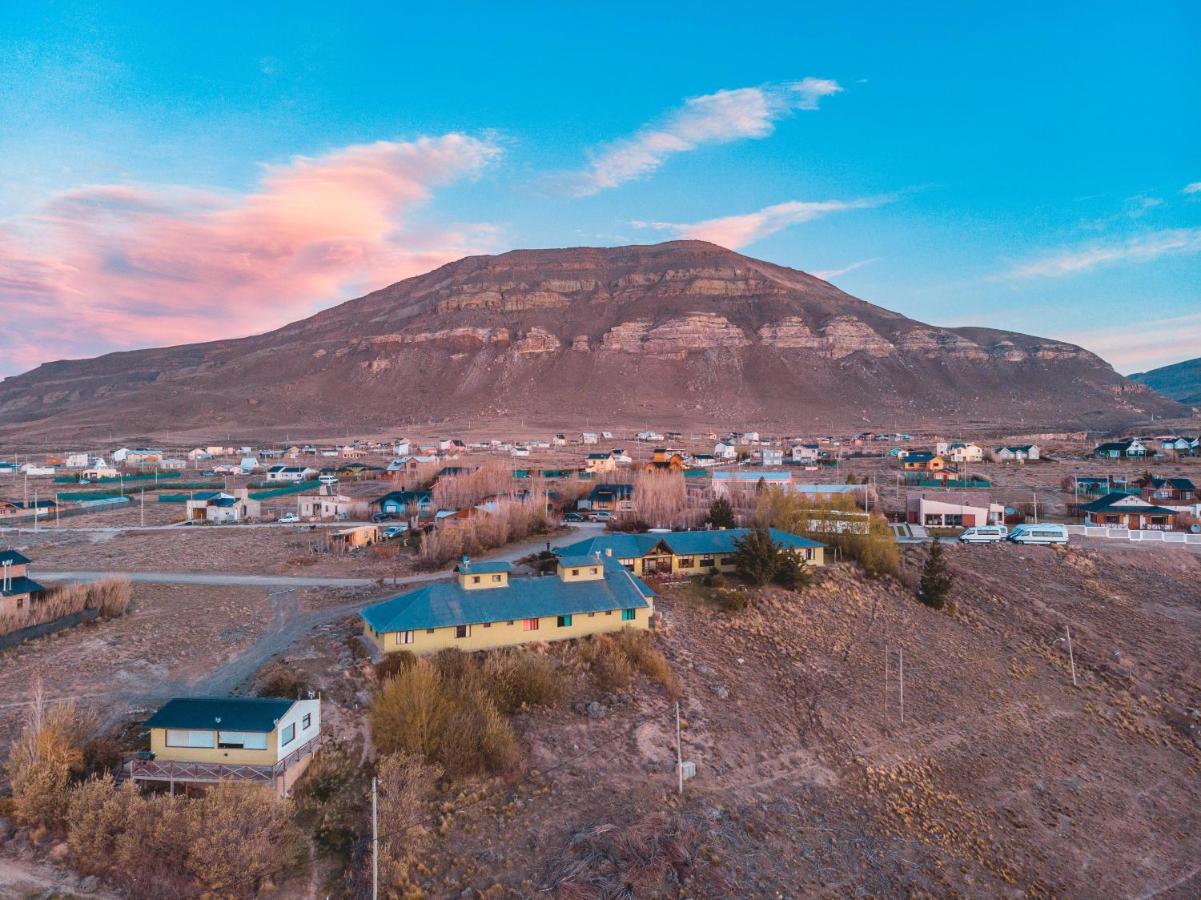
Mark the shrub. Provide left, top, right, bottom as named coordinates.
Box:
left=0, top=577, right=132, bottom=636
left=7, top=692, right=90, bottom=830
left=714, top=587, right=749, bottom=612
left=377, top=753, right=441, bottom=893
left=730, top=526, right=808, bottom=589
left=375, top=650, right=417, bottom=681
left=705, top=495, right=737, bottom=529
left=66, top=776, right=139, bottom=875
left=580, top=635, right=636, bottom=693
left=611, top=628, right=681, bottom=698
left=291, top=738, right=369, bottom=858
left=255, top=661, right=311, bottom=698
left=918, top=537, right=953, bottom=610
left=482, top=649, right=568, bottom=712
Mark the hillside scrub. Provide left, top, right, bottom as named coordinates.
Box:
left=416, top=496, right=550, bottom=568
left=731, top=526, right=811, bottom=589
left=576, top=629, right=681, bottom=697
left=0, top=576, right=132, bottom=636
left=6, top=689, right=90, bottom=830
left=756, top=488, right=901, bottom=578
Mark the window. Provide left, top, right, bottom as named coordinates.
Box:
left=571, top=568, right=579, bottom=576
left=700, top=555, right=715, bottom=568
left=455, top=624, right=471, bottom=639
left=166, top=729, right=215, bottom=749
left=621, top=609, right=636, bottom=622
left=218, top=731, right=268, bottom=750
left=483, top=622, right=492, bottom=628
left=396, top=631, right=414, bottom=645
left=472, top=575, right=480, bottom=584
left=678, top=556, right=695, bottom=568
left=492, top=574, right=502, bottom=582
left=590, top=567, right=598, bottom=575
left=605, top=610, right=613, bottom=616
left=281, top=723, right=296, bottom=746
left=557, top=615, right=572, bottom=627
left=523, top=618, right=540, bottom=631
left=507, top=620, right=515, bottom=625
left=426, top=628, right=435, bottom=634
left=302, top=713, right=312, bottom=730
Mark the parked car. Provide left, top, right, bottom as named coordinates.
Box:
left=382, top=525, right=409, bottom=539
left=370, top=511, right=394, bottom=523
left=278, top=513, right=299, bottom=523
left=318, top=474, right=339, bottom=486
left=563, top=512, right=586, bottom=522
left=958, top=525, right=1008, bottom=543
left=589, top=511, right=612, bottom=522
left=1007, top=523, right=1069, bottom=545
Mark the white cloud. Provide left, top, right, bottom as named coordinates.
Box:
left=1184, top=181, right=1201, bottom=195
left=632, top=196, right=884, bottom=249
left=566, top=79, right=843, bottom=196
left=1063, top=312, right=1201, bottom=374
left=1007, top=228, right=1201, bottom=278
left=812, top=258, right=879, bottom=280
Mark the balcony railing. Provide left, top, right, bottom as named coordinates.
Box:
left=125, top=732, right=323, bottom=785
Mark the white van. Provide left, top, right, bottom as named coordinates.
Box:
left=959, top=525, right=1008, bottom=543
left=318, top=474, right=339, bottom=487
left=1007, top=523, right=1068, bottom=545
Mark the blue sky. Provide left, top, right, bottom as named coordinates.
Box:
left=1, top=1, right=1198, bottom=376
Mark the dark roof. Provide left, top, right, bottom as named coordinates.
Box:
left=144, top=697, right=296, bottom=733
left=373, top=490, right=432, bottom=508
left=0, top=550, right=31, bottom=566
left=588, top=483, right=634, bottom=501
left=1149, top=477, right=1195, bottom=491
left=1082, top=492, right=1177, bottom=515
left=0, top=576, right=44, bottom=597
left=361, top=561, right=653, bottom=633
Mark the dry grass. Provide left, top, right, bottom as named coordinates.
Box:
left=416, top=495, right=550, bottom=567
left=482, top=648, right=570, bottom=712
left=0, top=577, right=131, bottom=636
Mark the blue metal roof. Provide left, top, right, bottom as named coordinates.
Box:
left=360, top=562, right=653, bottom=633
left=0, top=550, right=31, bottom=566
left=556, top=554, right=606, bottom=569
left=554, top=527, right=824, bottom=560
left=0, top=576, right=44, bottom=597
left=144, top=697, right=296, bottom=732
left=456, top=559, right=513, bottom=575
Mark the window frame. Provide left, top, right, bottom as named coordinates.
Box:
left=557, top=614, right=572, bottom=628
left=281, top=723, right=296, bottom=746
left=522, top=617, right=540, bottom=631
left=621, top=608, right=636, bottom=622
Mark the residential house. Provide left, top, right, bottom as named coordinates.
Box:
left=580, top=432, right=599, bottom=445
left=901, top=452, right=946, bottom=473
left=906, top=495, right=1005, bottom=528
left=1140, top=477, right=1196, bottom=503
left=391, top=439, right=412, bottom=456
left=0, top=550, right=45, bottom=616
left=761, top=449, right=784, bottom=467
left=19, top=464, right=56, bottom=476
left=328, top=525, right=380, bottom=550
left=184, top=490, right=261, bottom=524
left=159, top=458, right=187, bottom=471
left=713, top=441, right=738, bottom=460
left=130, top=696, right=322, bottom=796
left=0, top=501, right=20, bottom=518
left=690, top=454, right=717, bottom=468
left=791, top=444, right=821, bottom=464
left=585, top=452, right=617, bottom=474
left=582, top=483, right=635, bottom=513
left=645, top=448, right=688, bottom=472
left=361, top=557, right=654, bottom=656
left=555, top=527, right=825, bottom=578
left=611, top=449, right=633, bottom=464
left=297, top=492, right=356, bottom=520
left=946, top=443, right=984, bottom=463
left=510, top=446, right=531, bottom=458
left=79, top=464, right=120, bottom=481
left=186, top=448, right=211, bottom=462
left=372, top=490, right=435, bottom=518
left=711, top=469, right=792, bottom=497
left=0, top=462, right=16, bottom=476
left=1083, top=492, right=1179, bottom=531
left=551, top=434, right=567, bottom=447
left=1094, top=439, right=1146, bottom=459
left=636, top=431, right=664, bottom=442
left=993, top=445, right=1040, bottom=462
left=266, top=465, right=315, bottom=483
left=64, top=453, right=90, bottom=469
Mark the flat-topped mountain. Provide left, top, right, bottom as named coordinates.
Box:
left=0, top=241, right=1181, bottom=440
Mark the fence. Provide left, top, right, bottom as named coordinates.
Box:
left=0, top=608, right=99, bottom=651
left=1066, top=524, right=1201, bottom=545
left=250, top=480, right=321, bottom=500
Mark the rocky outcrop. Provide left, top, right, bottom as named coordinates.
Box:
left=819, top=317, right=895, bottom=359
left=758, top=317, right=823, bottom=350
left=513, top=327, right=561, bottom=354
left=896, top=328, right=989, bottom=361
left=601, top=314, right=750, bottom=358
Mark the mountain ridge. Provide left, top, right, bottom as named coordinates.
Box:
left=0, top=241, right=1181, bottom=441
left=1130, top=357, right=1201, bottom=406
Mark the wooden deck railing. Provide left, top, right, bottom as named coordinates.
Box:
left=125, top=732, right=323, bottom=785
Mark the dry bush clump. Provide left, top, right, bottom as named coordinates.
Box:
left=610, top=628, right=682, bottom=698
left=375, top=649, right=417, bottom=681
left=432, top=461, right=518, bottom=509
left=370, top=657, right=519, bottom=779
left=255, top=661, right=312, bottom=698
left=540, top=811, right=701, bottom=897
left=6, top=689, right=91, bottom=830
left=579, top=634, right=636, bottom=693
left=0, top=576, right=132, bottom=636
left=416, top=495, right=550, bottom=568
left=377, top=752, right=441, bottom=893
left=482, top=648, right=569, bottom=712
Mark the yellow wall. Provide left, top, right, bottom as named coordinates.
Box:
left=151, top=728, right=278, bottom=766
left=366, top=605, right=650, bottom=656
left=459, top=571, right=509, bottom=590
left=629, top=546, right=824, bottom=576
left=558, top=564, right=604, bottom=582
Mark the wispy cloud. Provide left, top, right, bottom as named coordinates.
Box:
left=1184, top=181, right=1201, bottom=195
left=812, top=258, right=879, bottom=280
left=564, top=79, right=842, bottom=196
left=0, top=134, right=503, bottom=376
left=1063, top=312, right=1201, bottom=374
left=1006, top=228, right=1201, bottom=278
left=632, top=196, right=884, bottom=249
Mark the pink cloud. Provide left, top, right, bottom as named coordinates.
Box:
left=633, top=197, right=886, bottom=249
left=0, top=134, right=502, bottom=376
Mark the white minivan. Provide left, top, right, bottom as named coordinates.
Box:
left=959, top=525, right=1008, bottom=543
left=1007, top=523, right=1069, bottom=545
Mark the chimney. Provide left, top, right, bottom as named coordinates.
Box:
left=605, top=547, right=612, bottom=557
left=461, top=554, right=470, bottom=567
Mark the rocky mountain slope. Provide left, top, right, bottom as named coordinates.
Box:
left=1130, top=357, right=1201, bottom=406
left=0, top=241, right=1181, bottom=440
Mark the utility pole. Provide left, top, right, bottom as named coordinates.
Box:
left=1065, top=625, right=1077, bottom=687
left=675, top=701, right=684, bottom=796
left=372, top=776, right=379, bottom=900
left=898, top=646, right=905, bottom=725
left=140, top=491, right=145, bottom=527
